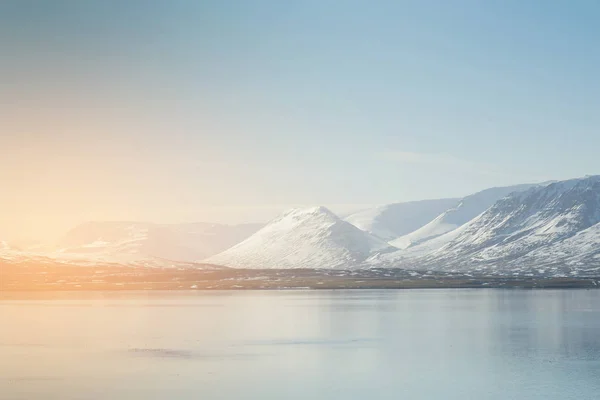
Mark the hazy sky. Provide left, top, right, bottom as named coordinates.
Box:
left=2, top=0, right=600, bottom=242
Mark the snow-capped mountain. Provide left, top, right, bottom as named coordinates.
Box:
left=4, top=177, right=599, bottom=275
left=377, top=176, right=600, bottom=275
left=391, top=183, right=539, bottom=249
left=0, top=240, right=24, bottom=263
left=0, top=242, right=52, bottom=265
left=0, top=240, right=16, bottom=262
left=344, top=198, right=459, bottom=240
left=54, top=221, right=262, bottom=263
left=514, top=222, right=600, bottom=274
left=206, top=206, right=396, bottom=269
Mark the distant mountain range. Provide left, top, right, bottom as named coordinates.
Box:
left=344, top=198, right=459, bottom=240
left=1, top=222, right=262, bottom=267
left=382, top=176, right=600, bottom=275
left=206, top=206, right=395, bottom=269
left=206, top=177, right=600, bottom=275
left=389, top=184, right=538, bottom=249
left=3, top=176, right=600, bottom=276
left=56, top=221, right=262, bottom=261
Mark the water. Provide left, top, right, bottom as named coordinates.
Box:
left=1, top=289, right=599, bottom=399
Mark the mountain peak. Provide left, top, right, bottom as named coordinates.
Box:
left=390, top=183, right=539, bottom=249
left=385, top=176, right=600, bottom=274
left=280, top=206, right=338, bottom=219
left=205, top=206, right=395, bottom=269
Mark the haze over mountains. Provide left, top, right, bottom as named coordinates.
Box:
left=56, top=221, right=262, bottom=262
left=35, top=222, right=260, bottom=267
left=1, top=222, right=263, bottom=267
left=2, top=176, right=599, bottom=276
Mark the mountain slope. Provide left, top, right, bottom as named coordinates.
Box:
left=378, top=176, right=600, bottom=275
left=0, top=240, right=15, bottom=262
left=514, top=222, right=600, bottom=273
left=344, top=198, right=459, bottom=240
left=54, top=221, right=262, bottom=263
left=206, top=206, right=396, bottom=269
left=391, top=183, right=539, bottom=249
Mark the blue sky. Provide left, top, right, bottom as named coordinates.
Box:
left=1, top=0, right=600, bottom=239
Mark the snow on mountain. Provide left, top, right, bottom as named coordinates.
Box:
left=514, top=222, right=600, bottom=273
left=206, top=206, right=397, bottom=269
left=54, top=221, right=262, bottom=263
left=391, top=183, right=539, bottom=249
left=344, top=198, right=459, bottom=240
left=0, top=240, right=25, bottom=263
left=377, top=176, right=600, bottom=275
left=0, top=242, right=52, bottom=265
left=0, top=240, right=15, bottom=262
left=4, top=178, right=599, bottom=275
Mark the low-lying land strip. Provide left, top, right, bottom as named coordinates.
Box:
left=1, top=262, right=599, bottom=294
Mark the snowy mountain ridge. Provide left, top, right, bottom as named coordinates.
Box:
left=376, top=176, right=600, bottom=275
left=344, top=198, right=459, bottom=240
left=390, top=183, right=540, bottom=249
left=4, top=176, right=599, bottom=276
left=206, top=206, right=396, bottom=269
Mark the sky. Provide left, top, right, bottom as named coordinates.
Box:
left=2, top=0, right=600, bottom=243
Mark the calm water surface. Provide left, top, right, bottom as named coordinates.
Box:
left=1, top=289, right=599, bottom=399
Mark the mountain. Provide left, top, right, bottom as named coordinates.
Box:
left=0, top=243, right=54, bottom=265
left=0, top=248, right=218, bottom=270
left=54, top=221, right=262, bottom=263
left=390, top=183, right=539, bottom=249
left=344, top=198, right=459, bottom=240
left=0, top=240, right=16, bottom=263
left=0, top=240, right=23, bottom=263
left=376, top=176, right=600, bottom=275
left=4, top=177, right=599, bottom=275
left=206, top=206, right=396, bottom=269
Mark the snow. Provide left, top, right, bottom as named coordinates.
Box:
left=391, top=183, right=539, bottom=249
left=206, top=206, right=397, bottom=269
left=385, top=220, right=472, bottom=260
left=378, top=176, right=600, bottom=274
left=345, top=198, right=459, bottom=240
left=516, top=222, right=600, bottom=267
left=4, top=176, right=599, bottom=276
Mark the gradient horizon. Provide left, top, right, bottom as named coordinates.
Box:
left=2, top=0, right=599, bottom=242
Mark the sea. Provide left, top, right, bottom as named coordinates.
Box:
left=1, top=289, right=599, bottom=399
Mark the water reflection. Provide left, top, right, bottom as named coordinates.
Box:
left=1, top=290, right=599, bottom=400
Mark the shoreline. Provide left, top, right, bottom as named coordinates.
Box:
left=2, top=263, right=599, bottom=292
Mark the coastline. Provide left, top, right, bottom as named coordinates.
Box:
left=2, top=263, right=599, bottom=293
